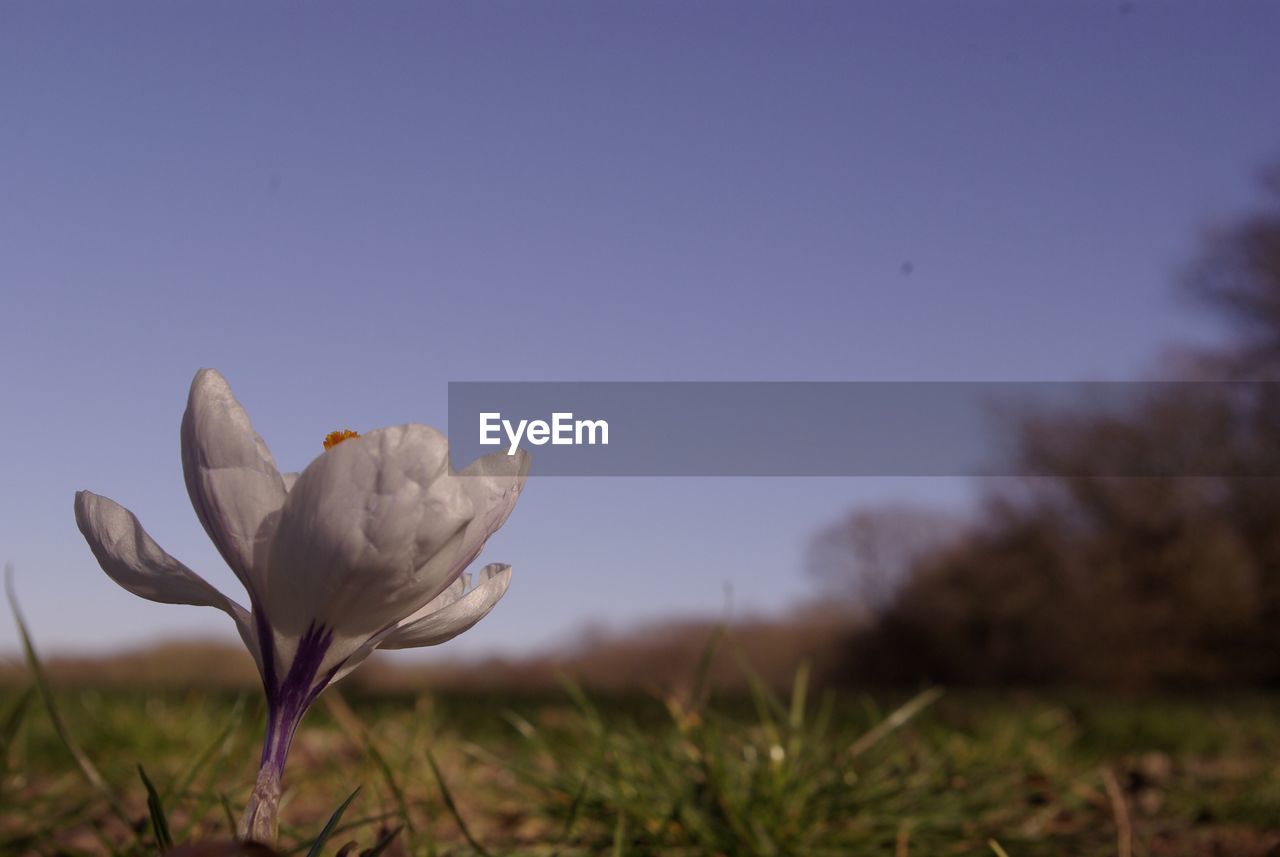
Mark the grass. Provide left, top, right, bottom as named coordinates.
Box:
left=2, top=677, right=1279, bottom=856
left=4, top=585, right=1278, bottom=856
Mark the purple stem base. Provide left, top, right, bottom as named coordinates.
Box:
left=238, top=623, right=336, bottom=844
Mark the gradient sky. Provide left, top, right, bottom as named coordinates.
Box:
left=2, top=2, right=1279, bottom=660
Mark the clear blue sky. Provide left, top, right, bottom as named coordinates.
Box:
left=2, top=2, right=1278, bottom=659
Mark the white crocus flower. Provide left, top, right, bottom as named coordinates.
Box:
left=74, top=369, right=528, bottom=844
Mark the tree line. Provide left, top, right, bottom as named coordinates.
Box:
left=812, top=167, right=1280, bottom=688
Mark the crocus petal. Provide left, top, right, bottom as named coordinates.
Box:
left=320, top=565, right=509, bottom=689
left=428, top=571, right=472, bottom=611
left=281, top=472, right=300, bottom=492
left=308, top=451, right=525, bottom=678
left=181, top=369, right=287, bottom=604
left=455, top=449, right=530, bottom=571
left=305, top=570, right=473, bottom=688
left=380, top=564, right=512, bottom=650
left=74, top=490, right=261, bottom=670
left=350, top=450, right=525, bottom=637
left=264, top=424, right=475, bottom=639
left=377, top=570, right=471, bottom=632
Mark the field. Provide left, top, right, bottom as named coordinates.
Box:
left=2, top=674, right=1279, bottom=857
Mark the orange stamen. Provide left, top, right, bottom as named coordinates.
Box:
left=323, top=429, right=360, bottom=450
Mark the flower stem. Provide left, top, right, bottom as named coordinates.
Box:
left=238, top=623, right=334, bottom=844
left=238, top=702, right=301, bottom=844
left=239, top=760, right=283, bottom=844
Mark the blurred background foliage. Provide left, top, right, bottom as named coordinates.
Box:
left=822, top=167, right=1280, bottom=689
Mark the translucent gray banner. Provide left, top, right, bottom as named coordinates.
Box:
left=446, top=382, right=1280, bottom=476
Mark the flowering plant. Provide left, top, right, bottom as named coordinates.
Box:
left=75, top=369, right=527, bottom=843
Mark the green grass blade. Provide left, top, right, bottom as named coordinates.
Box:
left=167, top=694, right=245, bottom=802
left=176, top=698, right=251, bottom=841
left=735, top=652, right=783, bottom=747
left=322, top=692, right=416, bottom=836
left=426, top=750, right=492, bottom=857
left=219, top=792, right=238, bottom=836
left=788, top=661, right=810, bottom=732
left=557, top=774, right=590, bottom=843
left=611, top=811, right=627, bottom=857
left=849, top=687, right=944, bottom=758
left=307, top=786, right=362, bottom=857
left=0, top=684, right=35, bottom=778
left=365, top=740, right=414, bottom=835
left=730, top=644, right=788, bottom=733
left=138, top=764, right=173, bottom=850
left=285, top=812, right=399, bottom=856
left=689, top=623, right=727, bottom=709
left=359, top=824, right=403, bottom=856
left=556, top=674, right=603, bottom=728
left=5, top=568, right=137, bottom=835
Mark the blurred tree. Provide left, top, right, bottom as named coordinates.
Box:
left=1184, top=166, right=1280, bottom=379
left=828, top=163, right=1280, bottom=687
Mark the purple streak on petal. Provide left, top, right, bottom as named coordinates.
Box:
left=304, top=663, right=342, bottom=709
left=259, top=621, right=332, bottom=772
left=254, top=600, right=278, bottom=696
